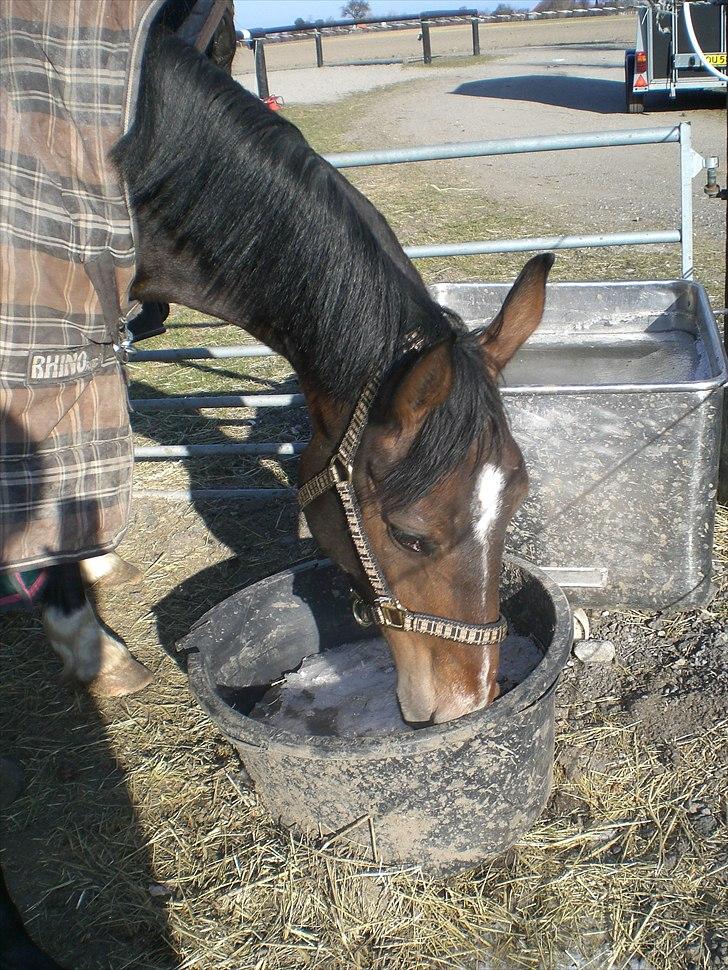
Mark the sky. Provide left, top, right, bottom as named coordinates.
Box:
left=234, top=0, right=536, bottom=29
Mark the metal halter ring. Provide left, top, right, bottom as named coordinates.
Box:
left=351, top=591, right=374, bottom=627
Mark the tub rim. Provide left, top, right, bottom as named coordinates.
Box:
left=185, top=554, right=573, bottom=760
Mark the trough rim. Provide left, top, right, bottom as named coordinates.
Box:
left=185, top=554, right=573, bottom=760
left=433, top=279, right=728, bottom=396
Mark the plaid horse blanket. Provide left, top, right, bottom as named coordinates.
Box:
left=0, top=0, right=168, bottom=573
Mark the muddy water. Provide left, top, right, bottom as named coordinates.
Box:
left=249, top=633, right=544, bottom=738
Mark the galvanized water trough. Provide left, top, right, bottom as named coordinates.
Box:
left=432, top=279, right=726, bottom=610
left=181, top=555, right=572, bottom=874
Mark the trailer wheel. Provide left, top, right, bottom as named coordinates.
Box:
left=624, top=53, right=645, bottom=114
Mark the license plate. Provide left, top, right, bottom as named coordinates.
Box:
left=705, top=53, right=727, bottom=66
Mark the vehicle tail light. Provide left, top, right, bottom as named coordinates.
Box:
left=635, top=50, right=648, bottom=73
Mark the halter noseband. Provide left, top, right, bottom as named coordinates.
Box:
left=298, top=367, right=508, bottom=649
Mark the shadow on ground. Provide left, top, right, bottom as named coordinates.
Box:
left=0, top=409, right=178, bottom=969
left=0, top=364, right=312, bottom=969
left=453, top=74, right=626, bottom=113
left=1, top=365, right=309, bottom=969
left=128, top=375, right=312, bottom=665
left=453, top=73, right=727, bottom=115
left=0, top=600, right=179, bottom=970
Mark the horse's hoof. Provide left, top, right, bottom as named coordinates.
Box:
left=44, top=603, right=152, bottom=696
left=80, top=552, right=143, bottom=587
left=88, top=652, right=153, bottom=697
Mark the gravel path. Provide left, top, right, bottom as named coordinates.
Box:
left=360, top=45, right=725, bottom=240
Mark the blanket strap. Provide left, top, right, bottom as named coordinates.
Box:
left=178, top=0, right=230, bottom=51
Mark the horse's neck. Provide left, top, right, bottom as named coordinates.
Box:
left=130, top=256, right=289, bottom=356
left=129, top=240, right=392, bottom=396
left=120, top=30, right=432, bottom=400
left=128, top=178, right=422, bottom=403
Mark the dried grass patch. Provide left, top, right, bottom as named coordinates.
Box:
left=74, top=635, right=728, bottom=969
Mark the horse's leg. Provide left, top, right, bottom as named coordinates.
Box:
left=41, top=563, right=152, bottom=696
left=79, top=552, right=143, bottom=588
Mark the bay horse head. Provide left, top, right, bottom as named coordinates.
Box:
left=299, top=254, right=553, bottom=726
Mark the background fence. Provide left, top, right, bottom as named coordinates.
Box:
left=246, top=9, right=480, bottom=97
left=129, top=122, right=714, bottom=501
left=240, top=6, right=633, bottom=98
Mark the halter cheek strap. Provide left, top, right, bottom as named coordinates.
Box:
left=298, top=372, right=508, bottom=649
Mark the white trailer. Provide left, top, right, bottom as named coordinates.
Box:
left=625, top=0, right=726, bottom=112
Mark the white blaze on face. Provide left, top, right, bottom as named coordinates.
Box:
left=471, top=464, right=507, bottom=708
left=472, top=464, right=506, bottom=597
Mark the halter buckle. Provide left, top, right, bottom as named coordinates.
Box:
left=376, top=599, right=406, bottom=630
left=330, top=455, right=353, bottom=484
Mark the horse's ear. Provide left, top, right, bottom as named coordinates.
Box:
left=387, top=339, right=453, bottom=437
left=481, top=253, right=554, bottom=375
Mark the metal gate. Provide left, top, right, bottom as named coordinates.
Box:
left=128, top=122, right=716, bottom=502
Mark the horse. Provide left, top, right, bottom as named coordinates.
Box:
left=108, top=27, right=554, bottom=724
left=0, top=0, right=234, bottom=700
left=3, top=6, right=552, bottom=724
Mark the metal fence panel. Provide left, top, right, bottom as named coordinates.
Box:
left=130, top=124, right=709, bottom=499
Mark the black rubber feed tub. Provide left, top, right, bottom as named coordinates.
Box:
left=182, top=556, right=572, bottom=874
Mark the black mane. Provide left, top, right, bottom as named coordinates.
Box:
left=113, top=31, right=505, bottom=512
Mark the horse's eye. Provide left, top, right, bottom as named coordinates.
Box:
left=387, top=524, right=431, bottom=556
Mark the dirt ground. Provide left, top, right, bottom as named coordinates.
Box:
left=1, top=14, right=727, bottom=970
left=236, top=17, right=725, bottom=242
left=353, top=55, right=724, bottom=236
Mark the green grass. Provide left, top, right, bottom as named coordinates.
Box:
left=412, top=53, right=497, bottom=70
left=281, top=84, right=402, bottom=153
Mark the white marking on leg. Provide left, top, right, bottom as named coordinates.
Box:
left=43, top=603, right=152, bottom=696
left=43, top=602, right=115, bottom=682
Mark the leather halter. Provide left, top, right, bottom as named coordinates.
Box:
left=298, top=369, right=509, bottom=648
